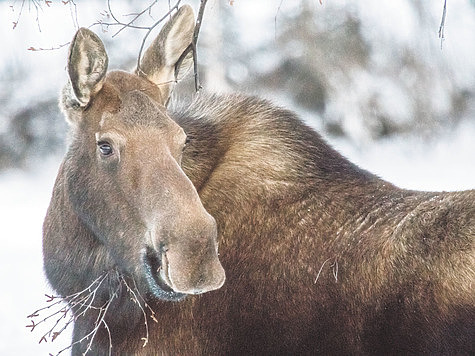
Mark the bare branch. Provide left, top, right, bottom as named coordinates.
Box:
left=12, top=1, right=210, bottom=91
left=11, top=0, right=77, bottom=49
left=274, top=0, right=285, bottom=40
left=29, top=0, right=43, bottom=32
left=136, top=1, right=183, bottom=76
left=27, top=42, right=70, bottom=51
left=11, top=0, right=26, bottom=30
left=95, top=0, right=158, bottom=36
left=119, top=275, right=150, bottom=348
left=191, top=0, right=209, bottom=92
left=66, top=0, right=79, bottom=29
left=26, top=272, right=115, bottom=356
left=27, top=270, right=159, bottom=356
left=111, top=0, right=209, bottom=92
left=438, top=0, right=447, bottom=49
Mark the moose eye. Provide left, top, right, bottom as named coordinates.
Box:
left=182, top=136, right=192, bottom=153
left=97, top=141, right=113, bottom=156
left=183, top=135, right=193, bottom=150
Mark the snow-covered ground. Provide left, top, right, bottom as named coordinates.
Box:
left=0, top=158, right=72, bottom=355
left=332, top=119, right=475, bottom=192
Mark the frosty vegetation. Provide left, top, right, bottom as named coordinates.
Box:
left=1, top=0, right=474, bottom=169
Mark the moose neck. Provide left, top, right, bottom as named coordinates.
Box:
left=174, top=93, right=389, bottom=226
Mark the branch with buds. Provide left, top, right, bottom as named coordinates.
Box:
left=12, top=0, right=210, bottom=92
left=11, top=0, right=78, bottom=31
left=26, top=271, right=157, bottom=356
left=95, top=0, right=209, bottom=92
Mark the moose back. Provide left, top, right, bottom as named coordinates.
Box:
left=43, top=5, right=475, bottom=355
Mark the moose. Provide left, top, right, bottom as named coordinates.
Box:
left=43, top=4, right=474, bottom=355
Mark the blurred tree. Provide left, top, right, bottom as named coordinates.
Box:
left=1, top=0, right=474, bottom=169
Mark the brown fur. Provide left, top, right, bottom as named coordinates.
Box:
left=43, top=6, right=475, bottom=356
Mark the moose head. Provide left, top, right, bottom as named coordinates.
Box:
left=52, top=5, right=225, bottom=302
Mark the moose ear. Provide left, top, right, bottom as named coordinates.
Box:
left=67, top=28, right=108, bottom=107
left=138, top=5, right=195, bottom=103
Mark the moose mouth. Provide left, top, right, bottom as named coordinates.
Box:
left=143, top=247, right=186, bottom=302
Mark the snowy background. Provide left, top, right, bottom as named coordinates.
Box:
left=0, top=0, right=474, bottom=355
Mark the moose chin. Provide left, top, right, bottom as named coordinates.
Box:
left=42, top=4, right=474, bottom=356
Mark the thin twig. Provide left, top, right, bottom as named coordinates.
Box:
left=27, top=271, right=118, bottom=356
left=27, top=273, right=108, bottom=321
left=119, top=275, right=150, bottom=348
left=29, top=0, right=43, bottom=32
left=12, top=0, right=26, bottom=30
left=136, top=1, right=183, bottom=75
left=27, top=270, right=159, bottom=355
left=27, top=42, right=70, bottom=51
left=15, top=0, right=208, bottom=91
left=191, top=0, right=208, bottom=92
left=109, top=0, right=158, bottom=38
left=274, top=0, right=285, bottom=41
left=438, top=0, right=447, bottom=49
left=11, top=1, right=75, bottom=49
left=172, top=0, right=209, bottom=92
left=68, top=0, right=79, bottom=29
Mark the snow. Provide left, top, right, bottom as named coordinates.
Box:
left=332, top=119, right=475, bottom=192
left=0, top=159, right=72, bottom=355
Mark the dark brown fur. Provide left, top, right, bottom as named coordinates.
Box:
left=43, top=7, right=475, bottom=356
left=174, top=94, right=475, bottom=355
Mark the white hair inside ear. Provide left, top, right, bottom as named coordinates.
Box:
left=138, top=5, right=195, bottom=102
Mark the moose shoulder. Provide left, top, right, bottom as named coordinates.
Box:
left=43, top=5, right=474, bottom=355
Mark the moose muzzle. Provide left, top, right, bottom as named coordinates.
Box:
left=144, top=213, right=225, bottom=301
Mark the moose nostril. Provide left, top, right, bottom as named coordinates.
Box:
left=144, top=246, right=161, bottom=274
left=142, top=246, right=186, bottom=301
left=144, top=246, right=172, bottom=289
